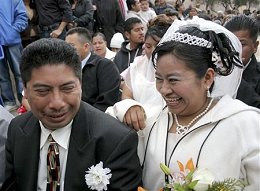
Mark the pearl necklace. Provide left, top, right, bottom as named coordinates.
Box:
left=174, top=98, right=214, bottom=135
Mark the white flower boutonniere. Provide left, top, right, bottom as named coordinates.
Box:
left=85, top=161, right=112, bottom=191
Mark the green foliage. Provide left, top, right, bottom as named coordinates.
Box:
left=208, top=179, right=246, bottom=191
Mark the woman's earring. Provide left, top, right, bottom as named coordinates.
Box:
left=207, top=87, right=211, bottom=97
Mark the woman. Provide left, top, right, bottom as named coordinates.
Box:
left=92, top=32, right=116, bottom=60
left=140, top=17, right=260, bottom=190
left=106, top=15, right=172, bottom=130
left=68, top=0, right=94, bottom=33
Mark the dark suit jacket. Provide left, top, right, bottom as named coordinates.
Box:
left=237, top=79, right=260, bottom=109
left=242, top=55, right=260, bottom=95
left=3, top=102, right=142, bottom=191
left=82, top=53, right=121, bottom=112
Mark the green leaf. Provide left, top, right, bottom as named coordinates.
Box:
left=188, top=180, right=199, bottom=189
left=160, top=163, right=172, bottom=176
left=174, top=183, right=188, bottom=191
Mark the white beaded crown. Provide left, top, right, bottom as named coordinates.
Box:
left=158, top=32, right=212, bottom=48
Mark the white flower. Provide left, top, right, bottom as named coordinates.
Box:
left=192, top=168, right=214, bottom=191
left=85, top=161, right=112, bottom=191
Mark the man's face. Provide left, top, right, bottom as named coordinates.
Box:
left=65, top=33, right=90, bottom=61
left=233, top=30, right=259, bottom=65
left=132, top=0, right=141, bottom=12
left=140, top=1, right=149, bottom=11
left=125, top=23, right=145, bottom=45
left=24, top=64, right=82, bottom=130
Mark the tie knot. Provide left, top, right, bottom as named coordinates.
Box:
left=48, top=134, right=56, bottom=144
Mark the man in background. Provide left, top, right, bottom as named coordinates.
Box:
left=0, top=0, right=28, bottom=111
left=66, top=27, right=121, bottom=111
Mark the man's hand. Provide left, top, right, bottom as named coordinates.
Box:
left=123, top=105, right=146, bottom=131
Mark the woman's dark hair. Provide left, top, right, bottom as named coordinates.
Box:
left=92, top=32, right=107, bottom=42
left=152, top=26, right=242, bottom=78
left=145, top=14, right=173, bottom=42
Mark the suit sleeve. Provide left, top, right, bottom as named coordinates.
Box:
left=94, top=59, right=121, bottom=111
left=104, top=129, right=142, bottom=190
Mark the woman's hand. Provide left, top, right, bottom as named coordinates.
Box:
left=123, top=105, right=146, bottom=131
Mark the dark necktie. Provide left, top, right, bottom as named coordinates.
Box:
left=46, top=134, right=60, bottom=191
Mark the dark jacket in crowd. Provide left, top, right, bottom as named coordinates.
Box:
left=237, top=79, right=260, bottom=109
left=92, top=0, right=124, bottom=47
left=113, top=41, right=143, bottom=73
left=242, top=55, right=260, bottom=95
left=82, top=53, right=121, bottom=111
left=71, top=0, right=94, bottom=32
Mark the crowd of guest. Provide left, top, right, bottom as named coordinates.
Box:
left=0, top=0, right=260, bottom=190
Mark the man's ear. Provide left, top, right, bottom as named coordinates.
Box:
left=23, top=87, right=28, bottom=99
left=124, top=31, right=130, bottom=40
left=254, top=40, right=259, bottom=54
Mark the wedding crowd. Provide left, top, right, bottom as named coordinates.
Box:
left=0, top=0, right=260, bottom=190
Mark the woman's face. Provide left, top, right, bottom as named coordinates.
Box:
left=155, top=53, right=213, bottom=116
left=92, top=35, right=107, bottom=57
left=144, top=35, right=160, bottom=59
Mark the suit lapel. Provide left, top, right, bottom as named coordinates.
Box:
left=18, top=114, right=41, bottom=190
left=64, top=102, right=97, bottom=190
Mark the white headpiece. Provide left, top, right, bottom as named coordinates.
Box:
left=157, top=16, right=243, bottom=99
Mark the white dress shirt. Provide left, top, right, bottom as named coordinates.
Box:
left=37, top=120, right=72, bottom=191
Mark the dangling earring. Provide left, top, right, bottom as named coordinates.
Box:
left=207, top=87, right=211, bottom=97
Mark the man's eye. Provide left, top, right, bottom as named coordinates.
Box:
left=62, top=86, right=74, bottom=92
left=35, top=89, right=49, bottom=95
left=169, top=78, right=178, bottom=83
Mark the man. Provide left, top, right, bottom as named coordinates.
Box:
left=32, top=0, right=72, bottom=39
left=125, top=0, right=148, bottom=26
left=114, top=17, right=145, bottom=73
left=65, top=27, right=121, bottom=111
left=92, top=0, right=124, bottom=48
left=0, top=106, right=13, bottom=187
left=154, top=0, right=175, bottom=15
left=2, top=38, right=142, bottom=190
left=0, top=0, right=28, bottom=111
left=225, top=15, right=260, bottom=107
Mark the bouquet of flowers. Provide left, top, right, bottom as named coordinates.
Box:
left=160, top=158, right=245, bottom=191
left=138, top=158, right=245, bottom=191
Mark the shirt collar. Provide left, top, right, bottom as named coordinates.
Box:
left=244, top=58, right=251, bottom=70
left=81, top=52, right=91, bottom=69
left=39, top=120, right=73, bottom=150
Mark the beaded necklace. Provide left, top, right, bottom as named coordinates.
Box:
left=174, top=98, right=214, bottom=135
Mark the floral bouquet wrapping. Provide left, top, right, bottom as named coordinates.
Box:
left=139, top=158, right=245, bottom=191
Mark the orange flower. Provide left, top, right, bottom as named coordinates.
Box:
left=177, top=158, right=195, bottom=172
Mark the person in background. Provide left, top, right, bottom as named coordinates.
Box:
left=175, top=3, right=186, bottom=20
left=21, top=0, right=39, bottom=47
left=125, top=0, right=148, bottom=27
left=92, top=0, right=124, bottom=48
left=185, top=6, right=199, bottom=20
left=225, top=15, right=260, bottom=96
left=0, top=0, right=28, bottom=112
left=139, top=0, right=157, bottom=23
left=110, top=32, right=125, bottom=52
left=139, top=17, right=259, bottom=190
left=68, top=0, right=94, bottom=34
left=2, top=38, right=142, bottom=190
left=164, top=8, right=179, bottom=22
left=92, top=32, right=116, bottom=60
left=66, top=27, right=121, bottom=111
left=154, top=0, right=175, bottom=15
left=114, top=17, right=145, bottom=74
left=33, top=0, right=72, bottom=39
left=0, top=106, right=14, bottom=187
left=106, top=14, right=172, bottom=131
